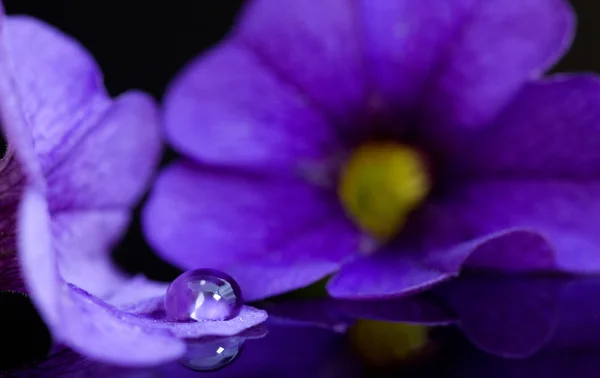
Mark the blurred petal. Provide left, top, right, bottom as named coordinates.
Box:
left=233, top=0, right=366, bottom=126
left=144, top=161, right=360, bottom=300
left=164, top=43, right=340, bottom=171
left=327, top=230, right=546, bottom=299
left=419, top=0, right=573, bottom=134
left=422, top=181, right=599, bottom=273
left=447, top=75, right=600, bottom=179
left=46, top=92, right=161, bottom=212
left=333, top=179, right=598, bottom=297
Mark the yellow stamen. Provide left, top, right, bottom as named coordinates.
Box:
left=348, top=320, right=430, bottom=368
left=338, top=142, right=430, bottom=241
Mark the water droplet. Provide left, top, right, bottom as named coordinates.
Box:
left=164, top=269, right=243, bottom=321
left=180, top=337, right=244, bottom=372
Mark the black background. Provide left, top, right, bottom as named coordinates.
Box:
left=1, top=0, right=600, bottom=372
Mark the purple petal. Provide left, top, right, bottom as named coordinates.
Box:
left=327, top=229, right=551, bottom=299
left=117, top=296, right=267, bottom=339
left=19, top=188, right=267, bottom=366
left=54, top=285, right=186, bottom=366
left=423, top=181, right=600, bottom=273
left=330, top=177, right=600, bottom=297
left=19, top=187, right=60, bottom=327
left=51, top=210, right=130, bottom=298
left=46, top=92, right=161, bottom=212
left=164, top=43, right=340, bottom=172
left=1, top=16, right=111, bottom=177
left=144, top=161, right=360, bottom=300
left=436, top=275, right=563, bottom=358
left=420, top=0, right=574, bottom=134
left=233, top=0, right=366, bottom=126
left=447, top=75, right=600, bottom=179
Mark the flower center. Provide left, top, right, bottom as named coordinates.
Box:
left=338, top=142, right=431, bottom=241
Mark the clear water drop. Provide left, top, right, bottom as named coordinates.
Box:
left=164, top=269, right=243, bottom=321
left=180, top=337, right=244, bottom=372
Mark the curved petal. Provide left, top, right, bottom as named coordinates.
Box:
left=447, top=75, right=600, bottom=179
left=46, top=92, right=161, bottom=212
left=418, top=0, right=574, bottom=134
left=19, top=188, right=267, bottom=367
left=232, top=0, right=366, bottom=126
left=423, top=181, right=600, bottom=273
left=54, top=285, right=186, bottom=367
left=327, top=229, right=553, bottom=299
left=19, top=187, right=59, bottom=327
left=330, top=177, right=600, bottom=298
left=116, top=296, right=267, bottom=339
left=143, top=161, right=360, bottom=300
left=52, top=210, right=130, bottom=298
left=164, top=43, right=340, bottom=172
left=1, top=16, right=111, bottom=177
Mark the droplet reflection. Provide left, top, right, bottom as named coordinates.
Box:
left=180, top=337, right=244, bottom=372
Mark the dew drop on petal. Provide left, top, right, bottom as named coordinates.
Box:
left=180, top=337, right=244, bottom=372
left=164, top=269, right=243, bottom=321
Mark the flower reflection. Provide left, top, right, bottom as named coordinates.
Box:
left=331, top=274, right=600, bottom=358
left=442, top=331, right=600, bottom=378
left=14, top=275, right=600, bottom=377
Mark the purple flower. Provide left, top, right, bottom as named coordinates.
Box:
left=0, top=11, right=266, bottom=366
left=144, top=0, right=592, bottom=301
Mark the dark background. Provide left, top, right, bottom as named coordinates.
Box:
left=1, top=0, right=600, bottom=372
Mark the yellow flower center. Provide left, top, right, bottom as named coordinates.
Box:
left=338, top=142, right=431, bottom=241
left=348, top=320, right=430, bottom=368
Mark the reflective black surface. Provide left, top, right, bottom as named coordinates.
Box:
left=7, top=274, right=600, bottom=377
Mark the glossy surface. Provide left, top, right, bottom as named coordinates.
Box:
left=164, top=269, right=243, bottom=321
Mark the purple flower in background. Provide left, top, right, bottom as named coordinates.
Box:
left=144, top=0, right=597, bottom=301
left=0, top=10, right=266, bottom=366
